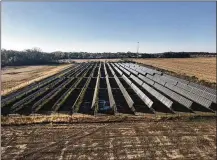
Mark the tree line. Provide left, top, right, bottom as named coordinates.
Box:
left=1, top=48, right=216, bottom=67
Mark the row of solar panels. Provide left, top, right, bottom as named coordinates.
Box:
left=106, top=63, right=136, bottom=114
left=110, top=63, right=155, bottom=111
left=127, top=63, right=216, bottom=95
left=2, top=63, right=90, bottom=110
left=122, top=63, right=216, bottom=100
left=111, top=63, right=175, bottom=113
left=1, top=64, right=82, bottom=105
left=34, top=64, right=94, bottom=113
left=11, top=77, right=66, bottom=112
left=113, top=63, right=193, bottom=111
left=113, top=62, right=215, bottom=112
left=131, top=63, right=215, bottom=107
left=115, top=63, right=193, bottom=111
left=123, top=63, right=162, bottom=75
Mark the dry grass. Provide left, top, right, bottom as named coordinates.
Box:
left=131, top=57, right=216, bottom=83
left=1, top=113, right=215, bottom=125
left=1, top=64, right=72, bottom=96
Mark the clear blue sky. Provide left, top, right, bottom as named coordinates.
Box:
left=2, top=2, right=216, bottom=53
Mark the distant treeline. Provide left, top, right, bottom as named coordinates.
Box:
left=1, top=48, right=216, bottom=67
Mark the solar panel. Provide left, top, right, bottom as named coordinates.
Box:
left=152, top=75, right=166, bottom=86
left=126, top=67, right=139, bottom=75
left=105, top=81, right=116, bottom=113
left=113, top=66, right=123, bottom=76
left=160, top=76, right=178, bottom=86
left=165, top=82, right=213, bottom=110
left=191, top=87, right=205, bottom=96
left=133, top=64, right=162, bottom=75
left=176, top=82, right=192, bottom=92
left=205, top=87, right=216, bottom=95
left=146, top=74, right=154, bottom=80
left=130, top=83, right=153, bottom=108
left=201, top=92, right=216, bottom=103
left=119, top=66, right=131, bottom=76
left=107, top=63, right=115, bottom=75
left=123, top=64, right=147, bottom=76
left=188, top=82, right=207, bottom=90
left=163, top=74, right=189, bottom=84
left=130, top=74, right=143, bottom=86
left=188, top=82, right=216, bottom=96
left=122, top=75, right=132, bottom=86
left=138, top=74, right=155, bottom=86
left=154, top=83, right=193, bottom=109
left=114, top=76, right=134, bottom=109
left=142, top=82, right=173, bottom=110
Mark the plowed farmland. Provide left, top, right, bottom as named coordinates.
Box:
left=1, top=118, right=216, bottom=160
left=131, top=57, right=216, bottom=83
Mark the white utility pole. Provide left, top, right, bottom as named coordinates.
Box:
left=137, top=42, right=139, bottom=53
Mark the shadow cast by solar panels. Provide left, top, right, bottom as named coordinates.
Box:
left=1, top=105, right=11, bottom=116
left=118, top=78, right=154, bottom=114
left=105, top=65, right=114, bottom=77
left=98, top=89, right=113, bottom=115
left=78, top=78, right=96, bottom=114
left=93, top=69, right=98, bottom=77
left=171, top=101, right=194, bottom=113
left=58, top=88, right=81, bottom=114
left=100, top=67, right=106, bottom=77
left=98, top=79, right=113, bottom=115
left=109, top=78, right=134, bottom=114
left=150, top=98, right=174, bottom=114
left=127, top=75, right=174, bottom=114
left=191, top=103, right=215, bottom=113
left=112, top=89, right=134, bottom=114
left=109, top=78, right=119, bottom=88
left=210, top=103, right=217, bottom=112
left=17, top=79, right=67, bottom=115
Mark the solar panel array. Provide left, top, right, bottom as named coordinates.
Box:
left=2, top=61, right=216, bottom=116
left=115, top=62, right=216, bottom=112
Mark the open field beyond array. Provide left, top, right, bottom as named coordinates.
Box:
left=1, top=64, right=72, bottom=95
left=131, top=57, right=216, bottom=83
left=1, top=118, right=216, bottom=160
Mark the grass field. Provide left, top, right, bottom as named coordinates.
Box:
left=1, top=64, right=72, bottom=96
left=131, top=57, right=216, bottom=84
left=1, top=116, right=216, bottom=160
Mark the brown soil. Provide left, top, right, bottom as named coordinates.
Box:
left=1, top=117, right=216, bottom=160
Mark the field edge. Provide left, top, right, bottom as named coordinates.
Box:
left=1, top=113, right=216, bottom=126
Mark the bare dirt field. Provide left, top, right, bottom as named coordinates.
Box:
left=1, top=64, right=72, bottom=95
left=131, top=57, right=216, bottom=83
left=1, top=117, right=216, bottom=160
